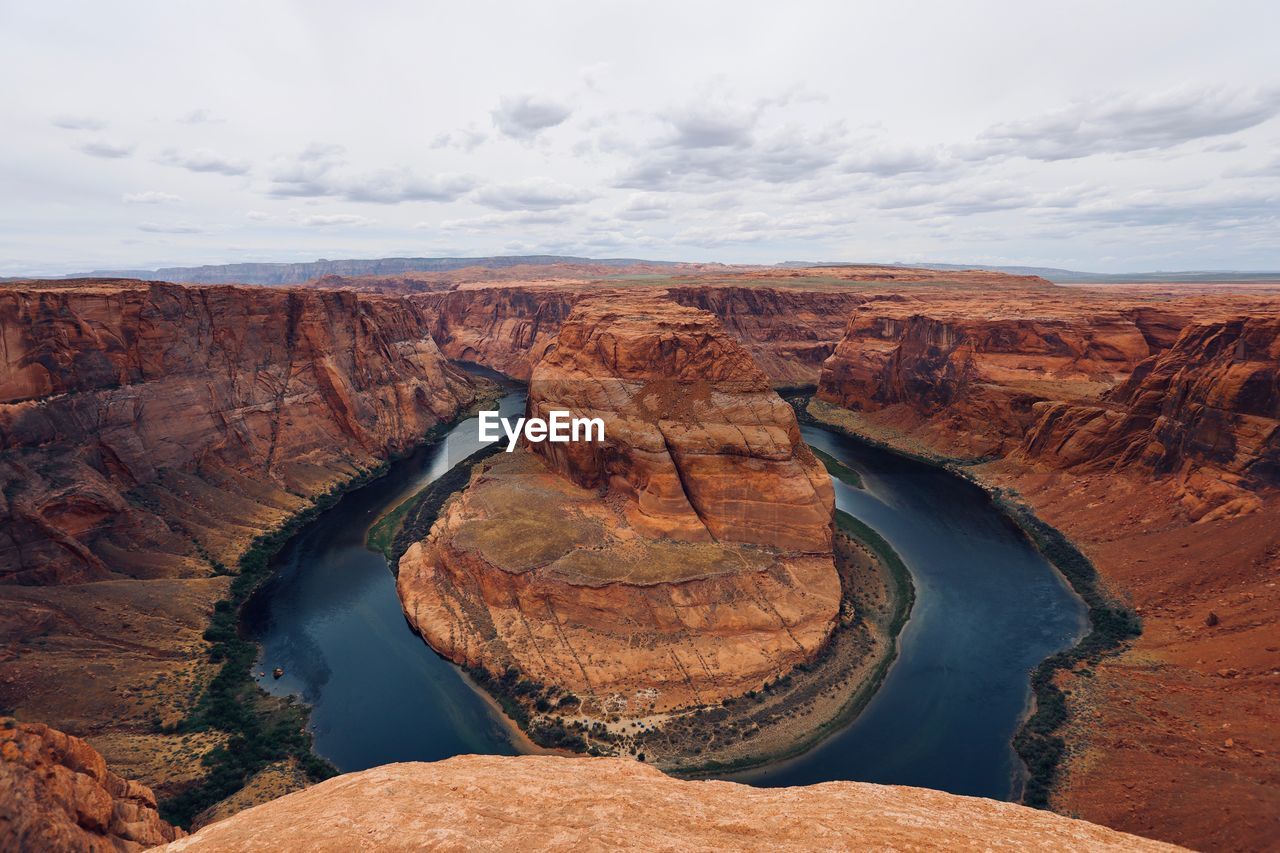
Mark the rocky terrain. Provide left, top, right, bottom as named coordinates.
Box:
left=813, top=282, right=1280, bottom=850
left=161, top=755, right=1183, bottom=852
left=3, top=264, right=1278, bottom=849
left=1, top=717, right=184, bottom=851
left=397, top=295, right=841, bottom=720
left=0, top=280, right=477, bottom=805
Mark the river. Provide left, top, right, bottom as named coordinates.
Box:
left=242, top=388, right=1087, bottom=798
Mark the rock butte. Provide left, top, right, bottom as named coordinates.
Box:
left=161, top=755, right=1184, bottom=853
left=1, top=718, right=184, bottom=851
left=398, top=295, right=840, bottom=712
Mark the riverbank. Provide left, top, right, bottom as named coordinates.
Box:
left=800, top=396, right=1141, bottom=808
left=159, top=395, right=497, bottom=828
left=378, top=426, right=915, bottom=775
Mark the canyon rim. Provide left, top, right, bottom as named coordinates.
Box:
left=5, top=3, right=1280, bottom=849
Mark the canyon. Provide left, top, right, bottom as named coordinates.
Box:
left=1, top=264, right=1277, bottom=850
left=0, top=280, right=478, bottom=810
left=814, top=283, right=1280, bottom=850
left=396, top=295, right=843, bottom=720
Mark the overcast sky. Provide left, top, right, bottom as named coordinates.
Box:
left=3, top=1, right=1278, bottom=275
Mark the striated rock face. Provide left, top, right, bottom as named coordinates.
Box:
left=0, top=280, right=476, bottom=584
left=161, top=756, right=1183, bottom=852
left=0, top=718, right=184, bottom=852
left=526, top=296, right=834, bottom=550
left=398, top=296, right=839, bottom=712
left=816, top=300, right=1156, bottom=458
left=1018, top=316, right=1280, bottom=520
left=664, top=286, right=867, bottom=385
left=0, top=279, right=476, bottom=803
left=421, top=284, right=867, bottom=384
left=423, top=286, right=580, bottom=379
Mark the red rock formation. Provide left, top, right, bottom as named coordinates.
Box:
left=0, top=279, right=476, bottom=808
left=0, top=280, right=476, bottom=584
left=1018, top=316, right=1279, bottom=520
left=422, top=283, right=865, bottom=384
left=1, top=717, right=184, bottom=851
left=398, top=296, right=839, bottom=712
left=816, top=298, right=1156, bottom=457
left=811, top=285, right=1280, bottom=849
left=526, top=296, right=834, bottom=550
left=160, top=756, right=1183, bottom=852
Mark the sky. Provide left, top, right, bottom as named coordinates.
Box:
left=2, top=0, right=1279, bottom=276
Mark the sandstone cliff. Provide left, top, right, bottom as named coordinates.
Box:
left=0, top=280, right=476, bottom=584
left=0, top=279, right=476, bottom=804
left=1, top=717, right=184, bottom=851
left=1017, top=316, right=1280, bottom=521
left=420, top=283, right=867, bottom=385
left=816, top=297, right=1159, bottom=458
left=398, top=296, right=840, bottom=714
left=162, top=755, right=1183, bottom=852
left=811, top=285, right=1280, bottom=849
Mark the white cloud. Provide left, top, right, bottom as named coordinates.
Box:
left=473, top=177, right=593, bottom=211
left=77, top=139, right=134, bottom=158
left=138, top=221, right=204, bottom=233
left=491, top=94, right=572, bottom=139
left=970, top=86, right=1280, bottom=162
left=158, top=147, right=250, bottom=175
left=123, top=191, right=182, bottom=204
left=245, top=210, right=271, bottom=220
left=52, top=114, right=107, bottom=130
left=300, top=213, right=375, bottom=227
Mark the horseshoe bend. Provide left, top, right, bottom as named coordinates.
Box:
left=6, top=11, right=1280, bottom=838
left=396, top=295, right=845, bottom=722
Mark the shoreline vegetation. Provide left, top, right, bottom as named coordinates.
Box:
left=797, top=394, right=1142, bottom=809
left=159, top=395, right=496, bottom=829
left=370, top=416, right=916, bottom=777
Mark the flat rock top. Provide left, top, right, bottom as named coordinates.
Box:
left=164, top=755, right=1183, bottom=852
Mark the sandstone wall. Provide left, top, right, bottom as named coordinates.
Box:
left=1, top=717, right=185, bottom=851
left=0, top=280, right=475, bottom=584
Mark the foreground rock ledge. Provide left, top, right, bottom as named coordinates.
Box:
left=163, top=755, right=1182, bottom=852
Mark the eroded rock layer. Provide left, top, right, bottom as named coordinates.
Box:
left=1, top=280, right=475, bottom=584
left=161, top=756, right=1183, bottom=852
left=398, top=296, right=839, bottom=712
left=0, top=279, right=475, bottom=804
left=812, top=284, right=1280, bottom=850
left=1, top=718, right=185, bottom=852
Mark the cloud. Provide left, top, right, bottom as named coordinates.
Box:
left=971, top=86, right=1280, bottom=161
left=137, top=221, right=204, bottom=234
left=178, top=109, right=222, bottom=124
left=123, top=191, right=182, bottom=204
left=842, top=145, right=948, bottom=176
left=491, top=94, right=573, bottom=139
left=617, top=123, right=843, bottom=190
left=438, top=209, right=573, bottom=231
left=1061, top=188, right=1280, bottom=229
left=300, top=213, right=375, bottom=227
left=430, top=126, right=487, bottom=151
left=665, top=103, right=757, bottom=148
left=76, top=139, right=134, bottom=158
left=51, top=114, right=108, bottom=130
left=617, top=193, right=671, bottom=221
left=266, top=145, right=474, bottom=203
left=245, top=210, right=271, bottom=220
left=158, top=147, right=250, bottom=175
left=472, top=177, right=593, bottom=210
